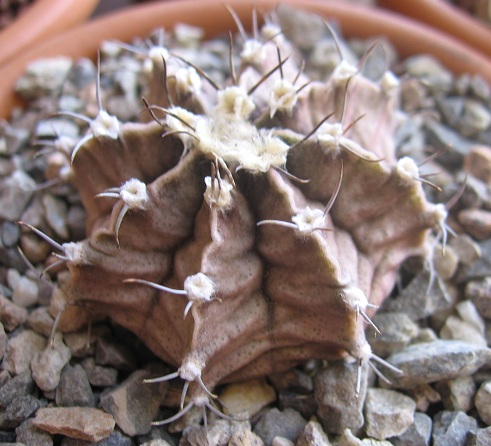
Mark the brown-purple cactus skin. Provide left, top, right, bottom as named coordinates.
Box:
left=45, top=7, right=446, bottom=420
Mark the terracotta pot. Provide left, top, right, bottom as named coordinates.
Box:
left=1, top=0, right=491, bottom=119
left=0, top=0, right=100, bottom=68
left=378, top=0, right=491, bottom=58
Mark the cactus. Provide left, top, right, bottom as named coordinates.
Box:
left=32, top=6, right=447, bottom=424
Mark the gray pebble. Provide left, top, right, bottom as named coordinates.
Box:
left=60, top=429, right=134, bottom=445
left=425, top=120, right=474, bottom=168
left=469, top=75, right=491, bottom=100
left=253, top=408, right=307, bottom=446
left=391, top=411, right=432, bottom=446
left=55, top=364, right=95, bottom=407
left=34, top=118, right=80, bottom=140
left=432, top=411, right=477, bottom=446
left=383, top=340, right=491, bottom=389
left=31, top=333, right=71, bottom=392
left=314, top=361, right=367, bottom=434
left=0, top=371, right=33, bottom=408
left=296, top=420, right=330, bottom=446
left=364, top=388, right=415, bottom=440
left=0, top=294, right=27, bottom=332
left=465, top=426, right=491, bottom=446
left=436, top=96, right=464, bottom=127
left=1, top=221, right=20, bottom=248
left=465, top=277, right=491, bottom=318
left=383, top=270, right=452, bottom=321
left=1, top=394, right=40, bottom=428
left=449, top=235, right=481, bottom=266
left=474, top=380, right=491, bottom=425
left=278, top=391, right=317, bottom=420
left=435, top=376, right=476, bottom=412
left=42, top=194, right=69, bottom=240
left=11, top=274, right=39, bottom=308
left=367, top=312, right=419, bottom=357
left=15, top=57, right=73, bottom=101
left=100, top=368, right=168, bottom=436
left=16, top=417, right=53, bottom=446
left=404, top=55, right=453, bottom=91
left=26, top=306, right=55, bottom=338
left=0, top=170, right=36, bottom=221
left=0, top=322, right=6, bottom=360
left=457, top=99, right=491, bottom=137
left=95, top=337, right=137, bottom=371
left=3, top=329, right=46, bottom=375
left=228, top=428, right=265, bottom=446
left=82, top=357, right=118, bottom=388
left=456, top=239, right=491, bottom=283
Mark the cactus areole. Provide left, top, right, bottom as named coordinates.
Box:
left=43, top=5, right=446, bottom=423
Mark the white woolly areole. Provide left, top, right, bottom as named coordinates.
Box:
left=291, top=207, right=325, bottom=232
left=381, top=71, right=400, bottom=92
left=89, top=110, right=120, bottom=140
left=196, top=116, right=289, bottom=172
left=260, top=23, right=283, bottom=40
left=269, top=79, right=298, bottom=117
left=179, top=360, right=203, bottom=381
left=148, top=45, right=169, bottom=64
left=216, top=86, right=255, bottom=120
left=434, top=203, right=448, bottom=225
left=342, top=285, right=369, bottom=311
left=317, top=122, right=343, bottom=152
left=331, top=59, right=358, bottom=83
left=240, top=39, right=266, bottom=65
left=120, top=178, right=149, bottom=209
left=397, top=156, right=420, bottom=182
left=165, top=106, right=199, bottom=147
left=184, top=273, right=215, bottom=303
left=204, top=176, right=234, bottom=209
left=62, top=242, right=89, bottom=265
left=175, top=67, right=202, bottom=95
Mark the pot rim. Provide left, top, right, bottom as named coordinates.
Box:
left=1, top=0, right=490, bottom=119
left=0, top=0, right=99, bottom=69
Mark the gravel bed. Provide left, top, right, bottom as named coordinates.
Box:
left=1, top=7, right=491, bottom=446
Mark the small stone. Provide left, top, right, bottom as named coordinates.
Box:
left=0, top=324, right=6, bottom=363
left=457, top=239, right=491, bottom=282
left=55, top=364, right=95, bottom=407
left=432, top=411, right=477, bottom=446
left=1, top=221, right=20, bottom=248
left=391, top=411, right=432, bottom=446
left=140, top=440, right=173, bottom=446
left=449, top=235, right=481, bottom=265
left=34, top=118, right=80, bottom=140
left=458, top=100, right=491, bottom=137
left=458, top=208, right=491, bottom=240
left=0, top=371, right=33, bottom=408
left=253, top=408, right=306, bottom=446
left=95, top=337, right=137, bottom=371
left=33, top=407, right=115, bottom=442
left=296, top=420, right=331, bottom=446
left=335, top=428, right=364, bottom=446
left=466, top=277, right=491, bottom=318
left=314, top=360, right=367, bottom=434
left=3, top=329, right=45, bottom=375
left=367, top=312, right=418, bottom=357
left=364, top=388, right=415, bottom=440
left=278, top=391, right=317, bottom=419
left=0, top=294, right=28, bottom=332
left=435, top=376, right=476, bottom=412
left=425, top=120, right=474, bottom=167
left=383, top=340, right=491, bottom=389
left=1, top=394, right=40, bottom=429
left=31, top=333, right=71, bottom=392
left=16, top=418, right=53, bottom=446
left=268, top=368, right=313, bottom=393
left=383, top=270, right=452, bottom=321
left=219, top=378, right=276, bottom=418
left=0, top=170, right=36, bottom=221
left=100, top=368, right=168, bottom=436
left=11, top=274, right=38, bottom=308
left=466, top=426, right=491, bottom=446
left=475, top=380, right=491, bottom=425
left=465, top=145, right=491, bottom=184
left=404, top=55, right=453, bottom=91
left=433, top=245, right=459, bottom=280
left=436, top=96, right=464, bottom=127
left=26, top=306, right=55, bottom=337
left=407, top=384, right=441, bottom=412
left=440, top=315, right=487, bottom=347
left=15, top=57, right=73, bottom=100
left=180, top=419, right=236, bottom=445
left=228, top=428, right=265, bottom=446
left=272, top=437, right=295, bottom=446
left=42, top=194, right=69, bottom=240
left=81, top=357, right=118, bottom=387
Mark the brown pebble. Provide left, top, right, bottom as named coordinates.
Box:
left=465, top=145, right=491, bottom=184
left=457, top=208, right=491, bottom=240
left=0, top=294, right=28, bottom=332
left=33, top=407, right=115, bottom=442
